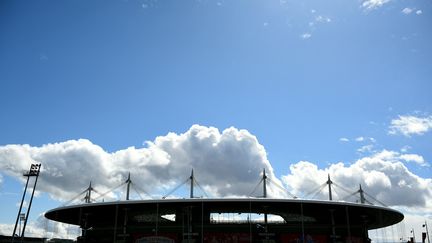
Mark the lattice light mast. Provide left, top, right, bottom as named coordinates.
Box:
left=11, top=163, right=41, bottom=242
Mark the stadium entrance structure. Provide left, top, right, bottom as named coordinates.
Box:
left=44, top=170, right=404, bottom=243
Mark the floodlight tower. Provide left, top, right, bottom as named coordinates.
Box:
left=11, top=163, right=41, bottom=243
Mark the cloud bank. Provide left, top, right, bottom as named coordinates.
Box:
left=0, top=124, right=430, bottom=209
left=0, top=125, right=280, bottom=201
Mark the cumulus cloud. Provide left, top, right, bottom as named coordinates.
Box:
left=416, top=10, right=422, bottom=15
left=0, top=125, right=285, bottom=202
left=362, top=0, right=391, bottom=10
left=389, top=115, right=432, bottom=136
left=339, top=138, right=349, bottom=142
left=282, top=150, right=432, bottom=208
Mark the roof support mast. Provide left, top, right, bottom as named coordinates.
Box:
left=263, top=168, right=267, bottom=198
left=126, top=173, right=131, bottom=201
left=359, top=184, right=365, bottom=204
left=190, top=169, right=194, bottom=199
left=85, top=182, right=93, bottom=203
left=327, top=174, right=333, bottom=201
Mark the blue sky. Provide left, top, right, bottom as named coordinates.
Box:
left=0, top=0, right=431, bottom=240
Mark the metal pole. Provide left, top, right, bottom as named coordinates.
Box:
left=88, top=182, right=92, bottom=203
left=126, top=173, right=131, bottom=201
left=330, top=209, right=336, bottom=243
left=359, top=184, right=365, bottom=204
left=263, top=168, right=268, bottom=237
left=428, top=221, right=431, bottom=243
left=190, top=169, right=194, bottom=199
left=345, top=206, right=352, bottom=243
left=249, top=201, right=252, bottom=242
left=155, top=203, right=159, bottom=237
left=21, top=164, right=41, bottom=242
left=424, top=221, right=431, bottom=243
left=201, top=201, right=204, bottom=243
left=301, top=203, right=305, bottom=243
left=263, top=168, right=267, bottom=198
left=18, top=216, right=21, bottom=239
left=122, top=208, right=128, bottom=242
left=113, top=205, right=119, bottom=243
left=412, top=228, right=416, bottom=243
left=327, top=174, right=333, bottom=201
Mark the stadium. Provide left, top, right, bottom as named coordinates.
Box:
left=44, top=171, right=404, bottom=243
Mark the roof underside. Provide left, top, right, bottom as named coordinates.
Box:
left=45, top=198, right=403, bottom=230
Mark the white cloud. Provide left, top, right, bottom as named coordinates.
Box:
left=315, top=15, right=331, bottom=23
left=339, top=137, right=349, bottom=142
left=357, top=144, right=375, bottom=153
left=301, top=33, right=312, bottom=39
left=362, top=0, right=391, bottom=10
left=402, top=7, right=414, bottom=14
left=400, top=145, right=411, bottom=153
left=389, top=115, right=432, bottom=136
left=401, top=8, right=423, bottom=15
left=281, top=150, right=432, bottom=208
left=355, top=136, right=375, bottom=143
left=0, top=125, right=287, bottom=202
left=399, top=154, right=429, bottom=167
left=302, top=11, right=332, bottom=39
